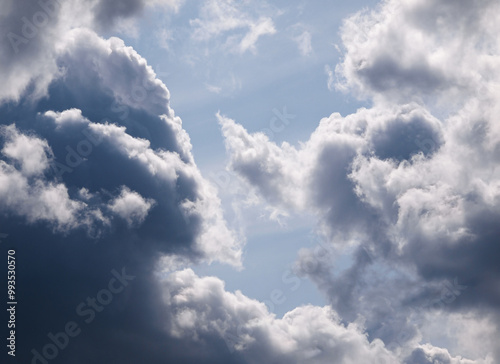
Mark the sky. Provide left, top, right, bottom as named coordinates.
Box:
left=0, top=0, right=499, bottom=363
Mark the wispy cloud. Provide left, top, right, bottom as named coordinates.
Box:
left=190, top=0, right=276, bottom=54
left=293, top=30, right=312, bottom=56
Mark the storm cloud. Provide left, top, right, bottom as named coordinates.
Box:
left=1, top=0, right=498, bottom=363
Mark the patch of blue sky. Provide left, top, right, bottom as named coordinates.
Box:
left=117, top=0, right=380, bottom=314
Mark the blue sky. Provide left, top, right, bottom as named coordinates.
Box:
left=113, top=0, right=378, bottom=316
left=1, top=0, right=499, bottom=363
left=120, top=1, right=377, bottom=316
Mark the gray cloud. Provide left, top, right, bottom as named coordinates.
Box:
left=2, top=0, right=499, bottom=362
left=162, top=268, right=399, bottom=364
left=0, top=20, right=241, bottom=364
left=218, top=0, right=500, bottom=362
left=335, top=0, right=500, bottom=106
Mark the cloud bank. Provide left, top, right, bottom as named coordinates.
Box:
left=1, top=0, right=498, bottom=363
left=217, top=0, right=500, bottom=362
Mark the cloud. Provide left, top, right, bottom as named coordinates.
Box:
left=190, top=0, right=276, bottom=54
left=293, top=30, right=312, bottom=56
left=2, top=0, right=499, bottom=362
left=1, top=124, right=52, bottom=176
left=108, top=186, right=156, bottom=226
left=0, top=17, right=243, bottom=363
left=163, top=268, right=399, bottom=364
left=405, top=343, right=491, bottom=364
left=325, top=64, right=335, bottom=91
left=238, top=17, right=276, bottom=53
left=0, top=0, right=183, bottom=103
left=219, top=103, right=443, bottom=238
left=335, top=0, right=500, bottom=106
left=218, top=0, right=500, bottom=361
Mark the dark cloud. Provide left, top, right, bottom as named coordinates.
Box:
left=0, top=0, right=62, bottom=101
left=2, top=0, right=499, bottom=362
left=0, top=22, right=240, bottom=364
left=91, top=0, right=146, bottom=30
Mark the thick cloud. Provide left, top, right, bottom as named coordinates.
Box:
left=0, top=0, right=183, bottom=102
left=335, top=0, right=500, bottom=105
left=405, top=344, right=490, bottom=364
left=1, top=26, right=241, bottom=265
left=218, top=0, right=500, bottom=362
left=2, top=0, right=499, bottom=363
left=162, top=268, right=399, bottom=364
left=0, top=19, right=242, bottom=363
left=219, top=103, right=443, bottom=241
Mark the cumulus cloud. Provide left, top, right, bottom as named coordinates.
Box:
left=219, top=103, right=443, bottom=240
left=405, top=344, right=491, bottom=364
left=3, top=0, right=499, bottom=362
left=218, top=0, right=500, bottom=362
left=335, top=0, right=500, bottom=106
left=0, top=9, right=243, bottom=361
left=163, top=268, right=399, bottom=364
left=1, top=124, right=52, bottom=176
left=0, top=0, right=182, bottom=103
left=108, top=186, right=156, bottom=226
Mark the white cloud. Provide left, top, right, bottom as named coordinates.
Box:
left=1, top=124, right=52, bottom=176
left=335, top=0, right=500, bottom=107
left=294, top=30, right=312, bottom=56
left=190, top=0, right=276, bottom=54
left=163, top=268, right=399, bottom=364
left=238, top=17, right=276, bottom=53
left=1, top=23, right=242, bottom=267
left=325, top=64, right=335, bottom=91
left=217, top=1, right=500, bottom=361
left=108, top=186, right=156, bottom=226
left=0, top=126, right=89, bottom=231
left=406, top=343, right=492, bottom=364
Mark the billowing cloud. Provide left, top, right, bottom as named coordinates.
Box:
left=163, top=268, right=399, bottom=364
left=108, top=186, right=156, bottom=226
left=406, top=344, right=491, bottom=364
left=2, top=0, right=499, bottom=362
left=0, top=0, right=183, bottom=103
left=0, top=26, right=242, bottom=265
left=335, top=0, right=500, bottom=106
left=0, top=9, right=243, bottom=362
left=218, top=0, right=500, bottom=362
